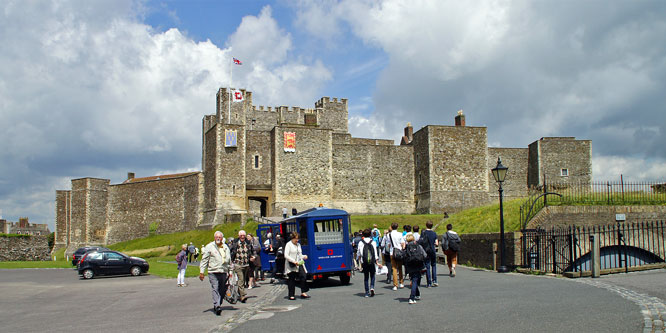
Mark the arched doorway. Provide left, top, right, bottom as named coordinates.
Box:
left=248, top=197, right=268, bottom=217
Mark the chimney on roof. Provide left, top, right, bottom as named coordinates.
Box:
left=455, top=110, right=465, bottom=127
left=127, top=172, right=135, bottom=180
left=401, top=122, right=414, bottom=145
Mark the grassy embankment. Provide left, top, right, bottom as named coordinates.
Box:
left=0, top=199, right=525, bottom=275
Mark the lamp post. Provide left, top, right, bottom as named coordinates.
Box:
left=491, top=157, right=509, bottom=273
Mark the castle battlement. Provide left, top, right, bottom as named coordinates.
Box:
left=315, top=96, right=348, bottom=109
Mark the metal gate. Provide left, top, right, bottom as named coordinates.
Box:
left=521, top=221, right=666, bottom=274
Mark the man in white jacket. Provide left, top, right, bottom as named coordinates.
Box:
left=199, top=231, right=231, bottom=316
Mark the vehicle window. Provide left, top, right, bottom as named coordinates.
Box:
left=105, top=252, right=124, bottom=261
left=87, top=252, right=103, bottom=260
left=283, top=221, right=307, bottom=246
left=313, top=218, right=344, bottom=245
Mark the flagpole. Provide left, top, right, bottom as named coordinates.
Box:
left=228, top=58, right=232, bottom=125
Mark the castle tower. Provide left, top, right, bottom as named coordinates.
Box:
left=66, top=178, right=109, bottom=254
left=412, top=112, right=490, bottom=214
left=54, top=190, right=71, bottom=252
left=202, top=88, right=249, bottom=226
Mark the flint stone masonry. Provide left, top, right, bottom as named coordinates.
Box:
left=443, top=232, right=522, bottom=270
left=528, top=137, right=592, bottom=187
left=55, top=87, right=592, bottom=249
left=0, top=235, right=50, bottom=261
left=528, top=205, right=666, bottom=229
left=488, top=147, right=529, bottom=199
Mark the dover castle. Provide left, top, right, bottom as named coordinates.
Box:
left=54, top=88, right=591, bottom=252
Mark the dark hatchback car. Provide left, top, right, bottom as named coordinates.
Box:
left=78, top=250, right=149, bottom=279
left=72, top=246, right=110, bottom=266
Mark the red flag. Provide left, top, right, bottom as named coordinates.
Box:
left=233, top=57, right=242, bottom=65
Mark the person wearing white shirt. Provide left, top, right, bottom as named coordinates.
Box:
left=388, top=222, right=405, bottom=290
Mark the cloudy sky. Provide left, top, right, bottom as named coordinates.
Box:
left=1, top=0, right=665, bottom=230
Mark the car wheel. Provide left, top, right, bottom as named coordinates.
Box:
left=82, top=269, right=94, bottom=279
left=130, top=266, right=142, bottom=276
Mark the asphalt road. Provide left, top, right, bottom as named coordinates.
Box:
left=0, top=267, right=277, bottom=333
left=1, top=266, right=663, bottom=332
left=233, top=266, right=658, bottom=332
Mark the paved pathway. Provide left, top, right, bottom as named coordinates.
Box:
left=0, top=268, right=281, bottom=333
left=1, top=266, right=664, bottom=332
left=577, top=269, right=666, bottom=333
left=232, top=266, right=664, bottom=332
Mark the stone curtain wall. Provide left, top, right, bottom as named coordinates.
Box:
left=332, top=143, right=415, bottom=214
left=527, top=205, right=666, bottom=229
left=105, top=173, right=202, bottom=244
left=426, top=126, right=490, bottom=213
left=448, top=232, right=521, bottom=270
left=245, top=130, right=272, bottom=187
left=488, top=147, right=529, bottom=199
left=0, top=235, right=50, bottom=261
left=273, top=125, right=333, bottom=213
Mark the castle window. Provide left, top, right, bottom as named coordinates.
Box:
left=252, top=154, right=261, bottom=170
left=561, top=168, right=569, bottom=177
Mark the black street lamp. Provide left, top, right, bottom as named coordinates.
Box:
left=491, top=157, right=509, bottom=273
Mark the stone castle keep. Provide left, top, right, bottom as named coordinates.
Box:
left=54, top=88, right=592, bottom=252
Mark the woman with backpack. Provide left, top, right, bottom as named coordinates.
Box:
left=176, top=244, right=188, bottom=287
left=442, top=224, right=461, bottom=277
left=357, top=228, right=382, bottom=298
left=403, top=234, right=427, bottom=304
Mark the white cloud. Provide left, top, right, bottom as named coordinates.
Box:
left=228, top=6, right=292, bottom=66
left=0, top=1, right=333, bottom=229
left=593, top=156, right=666, bottom=182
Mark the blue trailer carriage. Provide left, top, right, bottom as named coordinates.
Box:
left=257, top=207, right=353, bottom=285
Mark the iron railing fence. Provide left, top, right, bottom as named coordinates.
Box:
left=521, top=221, right=666, bottom=274
left=520, top=181, right=666, bottom=229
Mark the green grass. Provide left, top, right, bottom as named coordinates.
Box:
left=350, top=214, right=446, bottom=233
left=444, top=198, right=525, bottom=234
left=146, top=256, right=202, bottom=278
left=108, top=221, right=260, bottom=257
left=0, top=261, right=72, bottom=269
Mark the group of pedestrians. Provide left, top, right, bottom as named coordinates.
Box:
left=359, top=221, right=461, bottom=304
left=194, top=221, right=461, bottom=315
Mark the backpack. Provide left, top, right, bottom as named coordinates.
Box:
left=404, top=243, right=425, bottom=265
left=446, top=232, right=461, bottom=252
left=419, top=231, right=433, bottom=255
left=361, top=241, right=376, bottom=265
left=175, top=251, right=184, bottom=263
